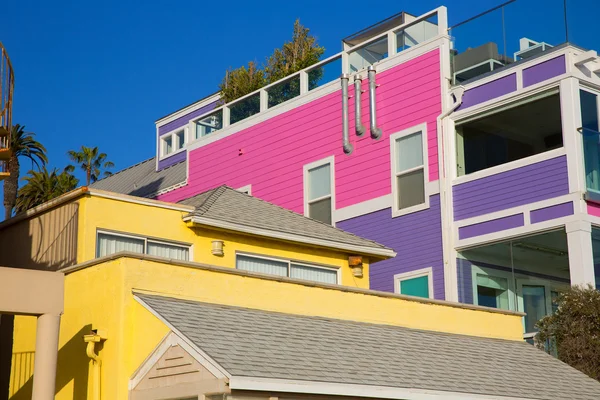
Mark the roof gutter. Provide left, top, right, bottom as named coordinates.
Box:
left=185, top=215, right=397, bottom=258
left=228, top=377, right=533, bottom=400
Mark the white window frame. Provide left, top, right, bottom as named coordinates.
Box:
left=235, top=252, right=340, bottom=284
left=394, top=267, right=434, bottom=299
left=159, top=126, right=188, bottom=160
left=236, top=184, right=252, bottom=195
left=191, top=110, right=224, bottom=141
left=96, top=229, right=192, bottom=260
left=389, top=123, right=429, bottom=217
left=303, top=156, right=336, bottom=226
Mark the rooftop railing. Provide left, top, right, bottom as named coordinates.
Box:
left=448, top=0, right=568, bottom=85
left=169, top=7, right=448, bottom=151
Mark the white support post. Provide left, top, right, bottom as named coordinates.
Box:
left=437, top=6, right=448, bottom=34
left=259, top=89, right=268, bottom=112
left=222, top=107, right=230, bottom=128
left=566, top=220, right=596, bottom=287
left=300, top=71, right=309, bottom=94
left=387, top=31, right=396, bottom=59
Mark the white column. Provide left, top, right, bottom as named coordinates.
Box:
left=31, top=313, right=61, bottom=400
left=566, top=220, right=596, bottom=286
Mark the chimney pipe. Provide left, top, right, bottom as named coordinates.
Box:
left=341, top=74, right=353, bottom=154
left=368, top=66, right=382, bottom=139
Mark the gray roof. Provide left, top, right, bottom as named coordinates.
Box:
left=138, top=293, right=600, bottom=400
left=179, top=185, right=393, bottom=254
left=90, top=157, right=186, bottom=198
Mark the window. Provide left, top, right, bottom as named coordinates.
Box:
left=195, top=110, right=223, bottom=139
left=304, top=158, right=334, bottom=225
left=161, top=127, right=188, bottom=157
left=96, top=231, right=190, bottom=261
left=456, top=91, right=563, bottom=176
left=394, top=268, right=433, bottom=298
left=390, top=125, right=428, bottom=216
left=476, top=274, right=509, bottom=310
left=236, top=254, right=338, bottom=284
left=580, top=89, right=600, bottom=198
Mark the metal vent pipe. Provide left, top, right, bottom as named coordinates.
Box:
left=367, top=66, right=382, bottom=139
left=354, top=75, right=366, bottom=136
left=341, top=74, right=353, bottom=154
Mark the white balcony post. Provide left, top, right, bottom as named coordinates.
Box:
left=300, top=71, right=309, bottom=94
left=437, top=6, right=448, bottom=34
left=388, top=31, right=396, bottom=58
left=260, top=89, right=268, bottom=111
left=566, top=220, right=596, bottom=287
left=223, top=107, right=230, bottom=128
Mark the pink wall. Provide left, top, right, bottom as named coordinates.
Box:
left=588, top=202, right=600, bottom=217
left=158, top=49, right=442, bottom=213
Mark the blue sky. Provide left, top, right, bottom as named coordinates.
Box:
left=0, top=0, right=597, bottom=187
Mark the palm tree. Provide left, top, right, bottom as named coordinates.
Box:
left=67, top=146, right=114, bottom=186
left=3, top=124, right=48, bottom=219
left=15, top=167, right=79, bottom=213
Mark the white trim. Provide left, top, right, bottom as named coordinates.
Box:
left=155, top=93, right=221, bottom=126
left=159, top=125, right=189, bottom=161
left=129, top=331, right=172, bottom=390
left=303, top=156, right=336, bottom=226
left=452, top=148, right=566, bottom=186
left=187, top=216, right=397, bottom=258
left=334, top=194, right=392, bottom=222
left=228, top=376, right=533, bottom=400
left=389, top=123, right=430, bottom=218
left=394, top=267, right=434, bottom=299
left=235, top=251, right=341, bottom=285
left=236, top=184, right=252, bottom=196
left=133, top=295, right=231, bottom=379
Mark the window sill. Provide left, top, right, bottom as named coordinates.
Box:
left=391, top=201, right=430, bottom=218
left=158, top=147, right=186, bottom=162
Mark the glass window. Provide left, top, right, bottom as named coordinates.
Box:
left=96, top=232, right=190, bottom=261
left=236, top=254, right=288, bottom=277
left=396, top=14, right=438, bottom=53
left=163, top=136, right=173, bottom=156
left=195, top=110, right=223, bottom=139
left=306, top=162, right=333, bottom=225
left=349, top=37, right=389, bottom=73
left=229, top=93, right=260, bottom=125
left=236, top=254, right=338, bottom=284
left=456, top=92, right=563, bottom=176
left=580, top=90, right=600, bottom=195
left=399, top=275, right=429, bottom=298
left=476, top=274, right=509, bottom=310
left=147, top=241, right=189, bottom=261
left=394, top=131, right=425, bottom=210
left=522, top=285, right=547, bottom=333
left=176, top=130, right=185, bottom=150
left=267, top=75, right=300, bottom=108
left=97, top=233, right=144, bottom=257
left=290, top=263, right=337, bottom=284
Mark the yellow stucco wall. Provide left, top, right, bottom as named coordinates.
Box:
left=12, top=256, right=524, bottom=399
left=76, top=195, right=370, bottom=288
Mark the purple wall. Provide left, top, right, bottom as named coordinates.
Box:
left=523, top=55, right=566, bottom=88
left=337, top=195, right=445, bottom=299
left=459, top=214, right=524, bottom=240
left=457, top=258, right=570, bottom=304
left=457, top=73, right=517, bottom=110
left=530, top=202, right=574, bottom=224
left=157, top=150, right=186, bottom=171
left=156, top=100, right=219, bottom=171
left=453, top=155, right=569, bottom=221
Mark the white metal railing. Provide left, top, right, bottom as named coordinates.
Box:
left=171, top=7, right=447, bottom=152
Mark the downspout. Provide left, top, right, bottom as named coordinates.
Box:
left=341, top=74, right=353, bottom=154
left=84, top=331, right=107, bottom=400
left=354, top=75, right=366, bottom=136
left=437, top=85, right=465, bottom=302
left=367, top=66, right=382, bottom=139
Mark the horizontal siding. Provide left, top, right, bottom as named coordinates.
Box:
left=157, top=49, right=442, bottom=210
left=453, top=155, right=569, bottom=220
left=337, top=195, right=444, bottom=299
left=157, top=150, right=186, bottom=171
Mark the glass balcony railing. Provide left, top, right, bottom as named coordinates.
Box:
left=448, top=0, right=568, bottom=84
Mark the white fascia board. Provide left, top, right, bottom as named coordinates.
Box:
left=156, top=93, right=221, bottom=127
left=187, top=216, right=397, bottom=258
left=228, top=376, right=531, bottom=400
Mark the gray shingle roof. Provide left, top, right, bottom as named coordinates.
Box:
left=179, top=185, right=393, bottom=255
left=90, top=157, right=186, bottom=198
left=138, top=293, right=600, bottom=400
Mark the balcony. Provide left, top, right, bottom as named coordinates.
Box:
left=0, top=41, right=14, bottom=181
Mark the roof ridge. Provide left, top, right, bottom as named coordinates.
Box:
left=192, top=185, right=229, bottom=216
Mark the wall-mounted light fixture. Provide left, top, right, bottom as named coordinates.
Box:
left=348, top=255, right=363, bottom=277
left=212, top=240, right=224, bottom=256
